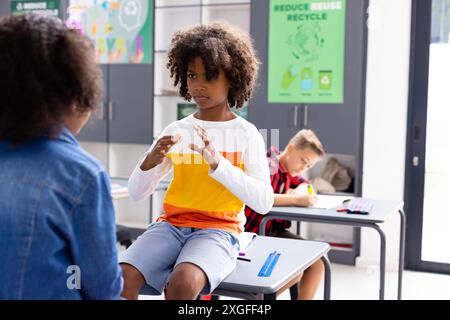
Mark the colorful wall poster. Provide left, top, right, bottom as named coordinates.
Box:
left=66, top=0, right=153, bottom=64
left=11, top=0, right=61, bottom=17
left=268, top=0, right=346, bottom=104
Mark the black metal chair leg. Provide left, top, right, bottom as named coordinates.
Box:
left=289, top=284, right=298, bottom=300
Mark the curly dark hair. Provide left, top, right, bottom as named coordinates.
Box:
left=167, top=22, right=260, bottom=109
left=0, top=14, right=103, bottom=145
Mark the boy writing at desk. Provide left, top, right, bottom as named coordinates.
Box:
left=245, top=129, right=325, bottom=300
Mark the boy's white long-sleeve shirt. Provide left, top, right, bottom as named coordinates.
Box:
left=128, top=114, right=274, bottom=235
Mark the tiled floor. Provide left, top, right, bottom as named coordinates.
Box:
left=138, top=263, right=450, bottom=300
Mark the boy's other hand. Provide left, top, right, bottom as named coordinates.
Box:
left=190, top=125, right=221, bottom=171
left=141, top=134, right=182, bottom=171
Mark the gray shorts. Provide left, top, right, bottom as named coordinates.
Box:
left=119, top=221, right=239, bottom=295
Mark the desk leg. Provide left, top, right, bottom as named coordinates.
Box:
left=263, top=293, right=276, bottom=300
left=259, top=217, right=270, bottom=235
left=398, top=209, right=406, bottom=300
left=370, top=224, right=386, bottom=300
left=321, top=255, right=331, bottom=300
left=261, top=214, right=392, bottom=300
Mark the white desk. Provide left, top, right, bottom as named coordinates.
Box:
left=214, top=236, right=331, bottom=300
left=259, top=198, right=406, bottom=300
left=139, top=236, right=332, bottom=300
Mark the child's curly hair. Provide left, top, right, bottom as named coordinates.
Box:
left=0, top=14, right=103, bottom=145
left=167, top=22, right=260, bottom=109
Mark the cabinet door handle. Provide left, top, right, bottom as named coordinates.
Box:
left=108, top=101, right=114, bottom=121
left=293, top=105, right=299, bottom=127
left=303, top=105, right=309, bottom=128
left=414, top=125, right=420, bottom=142
left=99, top=102, right=106, bottom=120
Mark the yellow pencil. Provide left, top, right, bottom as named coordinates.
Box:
left=307, top=184, right=316, bottom=195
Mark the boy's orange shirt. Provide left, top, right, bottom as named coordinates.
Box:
left=128, top=114, right=274, bottom=236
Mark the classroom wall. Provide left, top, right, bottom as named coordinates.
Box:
left=359, top=0, right=412, bottom=270
left=82, top=0, right=413, bottom=270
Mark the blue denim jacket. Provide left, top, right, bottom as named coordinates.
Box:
left=0, top=128, right=123, bottom=299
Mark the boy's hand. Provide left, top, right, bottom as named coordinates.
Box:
left=294, top=194, right=317, bottom=207
left=190, top=125, right=221, bottom=171
left=141, top=134, right=182, bottom=171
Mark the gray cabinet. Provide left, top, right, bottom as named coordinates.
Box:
left=76, top=66, right=109, bottom=143
left=305, top=1, right=367, bottom=190
left=249, top=0, right=367, bottom=165
left=108, top=65, right=153, bottom=145
left=249, top=0, right=368, bottom=265
left=77, top=64, right=153, bottom=145
left=0, top=1, right=9, bottom=16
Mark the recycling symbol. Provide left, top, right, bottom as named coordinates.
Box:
left=124, top=1, right=138, bottom=16
left=321, top=76, right=330, bottom=85
left=119, top=0, right=142, bottom=31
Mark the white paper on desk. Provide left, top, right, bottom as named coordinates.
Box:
left=312, top=195, right=354, bottom=209
left=238, top=232, right=257, bottom=254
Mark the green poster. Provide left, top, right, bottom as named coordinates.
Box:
left=233, top=105, right=249, bottom=120
left=177, top=103, right=197, bottom=120
left=268, top=0, right=346, bottom=104
left=11, top=0, right=60, bottom=17
left=66, top=0, right=153, bottom=64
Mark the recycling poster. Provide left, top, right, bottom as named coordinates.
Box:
left=66, top=0, right=153, bottom=64
left=268, top=0, right=346, bottom=104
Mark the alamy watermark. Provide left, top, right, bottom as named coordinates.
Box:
left=66, top=265, right=81, bottom=290
left=155, top=127, right=281, bottom=166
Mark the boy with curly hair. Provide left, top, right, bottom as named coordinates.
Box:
left=119, top=23, right=274, bottom=300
